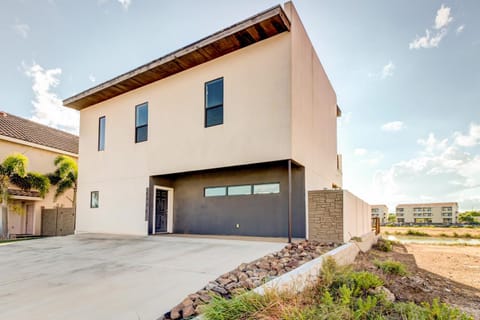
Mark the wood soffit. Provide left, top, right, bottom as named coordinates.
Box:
left=63, top=5, right=291, bottom=110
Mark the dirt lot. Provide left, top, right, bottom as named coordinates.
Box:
left=354, top=242, right=480, bottom=318
left=405, top=244, right=480, bottom=290
left=382, top=226, right=480, bottom=238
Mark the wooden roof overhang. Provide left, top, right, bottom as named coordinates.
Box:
left=63, top=5, right=291, bottom=110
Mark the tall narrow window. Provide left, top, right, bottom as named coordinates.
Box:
left=90, top=191, right=99, bottom=208
left=98, top=116, right=106, bottom=151
left=205, top=78, right=223, bottom=127
left=135, top=103, right=148, bottom=143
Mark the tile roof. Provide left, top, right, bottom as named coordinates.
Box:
left=0, top=112, right=78, bottom=154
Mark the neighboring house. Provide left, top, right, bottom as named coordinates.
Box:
left=63, top=2, right=344, bottom=238
left=395, top=202, right=459, bottom=225
left=371, top=205, right=388, bottom=224
left=0, top=112, right=78, bottom=235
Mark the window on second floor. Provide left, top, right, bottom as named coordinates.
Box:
left=135, top=103, right=148, bottom=143
left=98, top=116, right=106, bottom=151
left=205, top=78, right=223, bottom=127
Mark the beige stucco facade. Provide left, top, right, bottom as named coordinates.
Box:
left=395, top=202, right=459, bottom=224
left=371, top=204, right=389, bottom=224
left=73, top=2, right=342, bottom=236
left=0, top=137, right=76, bottom=235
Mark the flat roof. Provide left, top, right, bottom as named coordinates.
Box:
left=396, top=202, right=458, bottom=207
left=63, top=5, right=290, bottom=110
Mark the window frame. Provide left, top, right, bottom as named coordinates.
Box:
left=135, top=102, right=148, bottom=143
left=204, top=186, right=227, bottom=197
left=98, top=116, right=106, bottom=151
left=204, top=77, right=224, bottom=128
left=253, top=182, right=281, bottom=195
left=227, top=184, right=252, bottom=196
left=90, top=191, right=99, bottom=208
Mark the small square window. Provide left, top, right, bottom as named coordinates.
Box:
left=90, top=191, right=99, bottom=208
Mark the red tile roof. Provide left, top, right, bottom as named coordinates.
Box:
left=0, top=112, right=78, bottom=154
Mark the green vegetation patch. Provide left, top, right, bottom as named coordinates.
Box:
left=374, top=260, right=408, bottom=276
left=201, top=257, right=472, bottom=320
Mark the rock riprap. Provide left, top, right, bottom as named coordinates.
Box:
left=163, top=241, right=339, bottom=320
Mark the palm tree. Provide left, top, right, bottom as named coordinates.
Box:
left=0, top=153, right=50, bottom=239
left=48, top=155, right=78, bottom=208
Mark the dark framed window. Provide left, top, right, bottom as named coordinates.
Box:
left=204, top=186, right=226, bottom=197
left=98, top=116, right=106, bottom=151
left=90, top=191, right=99, bottom=208
left=135, top=103, right=148, bottom=143
left=253, top=183, right=280, bottom=195
left=227, top=185, right=252, bottom=196
left=205, top=78, right=223, bottom=127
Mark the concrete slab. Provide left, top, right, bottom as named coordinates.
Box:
left=0, top=234, right=285, bottom=320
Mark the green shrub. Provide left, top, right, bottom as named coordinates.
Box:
left=406, top=229, right=430, bottom=237
left=333, top=271, right=383, bottom=297
left=394, top=299, right=474, bottom=320
left=374, top=260, right=408, bottom=276
left=375, top=239, right=393, bottom=252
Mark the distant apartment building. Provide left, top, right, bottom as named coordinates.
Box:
left=395, top=202, right=458, bottom=224
left=371, top=205, right=388, bottom=224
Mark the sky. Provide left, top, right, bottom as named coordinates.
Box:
left=1, top=0, right=479, bottom=212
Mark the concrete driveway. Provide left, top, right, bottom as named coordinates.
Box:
left=0, top=234, right=284, bottom=320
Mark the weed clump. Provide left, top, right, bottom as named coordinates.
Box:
left=374, top=259, right=408, bottom=276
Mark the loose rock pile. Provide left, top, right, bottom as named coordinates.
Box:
left=163, top=241, right=339, bottom=320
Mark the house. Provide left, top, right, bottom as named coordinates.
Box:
left=63, top=2, right=348, bottom=238
left=371, top=205, right=388, bottom=224
left=395, top=202, right=459, bottom=224
left=0, top=112, right=78, bottom=235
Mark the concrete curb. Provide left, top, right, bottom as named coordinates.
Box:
left=192, top=231, right=376, bottom=320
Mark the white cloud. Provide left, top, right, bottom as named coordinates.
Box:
left=23, top=62, right=79, bottom=134
left=372, top=125, right=480, bottom=211
left=409, top=29, right=446, bottom=49
left=434, top=4, right=453, bottom=29
left=354, top=148, right=367, bottom=156
left=117, top=0, right=131, bottom=10
left=381, top=121, right=404, bottom=132
left=454, top=123, right=480, bottom=147
left=12, top=23, right=30, bottom=39
left=456, top=25, right=465, bottom=34
left=88, top=74, right=96, bottom=82
left=381, top=61, right=395, bottom=79
left=409, top=4, right=454, bottom=50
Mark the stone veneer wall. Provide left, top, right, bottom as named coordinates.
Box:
left=308, top=190, right=344, bottom=243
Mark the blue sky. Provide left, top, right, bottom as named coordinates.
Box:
left=1, top=0, right=479, bottom=212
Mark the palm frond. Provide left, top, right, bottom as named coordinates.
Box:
left=26, top=172, right=50, bottom=198
left=2, top=154, right=28, bottom=177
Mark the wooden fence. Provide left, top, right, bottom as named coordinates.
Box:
left=41, top=207, right=75, bottom=236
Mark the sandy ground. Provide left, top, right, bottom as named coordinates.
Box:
left=405, top=243, right=480, bottom=290
left=382, top=226, right=480, bottom=237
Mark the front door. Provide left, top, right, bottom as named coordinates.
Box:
left=155, top=189, right=168, bottom=233
left=25, top=204, right=34, bottom=234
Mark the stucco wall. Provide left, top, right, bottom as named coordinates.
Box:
left=151, top=162, right=305, bottom=238
left=285, top=2, right=341, bottom=191
left=343, top=190, right=371, bottom=242
left=0, top=139, right=76, bottom=235
left=77, top=33, right=292, bottom=235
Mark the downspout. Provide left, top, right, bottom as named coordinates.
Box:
left=288, top=159, right=292, bottom=243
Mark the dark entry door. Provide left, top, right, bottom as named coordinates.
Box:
left=155, top=189, right=168, bottom=233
